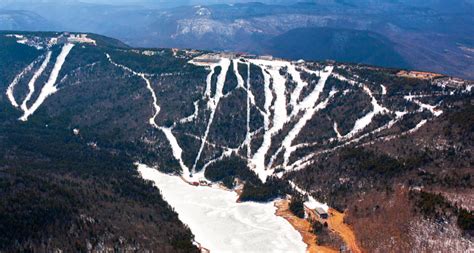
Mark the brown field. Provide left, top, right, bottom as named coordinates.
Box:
left=275, top=200, right=339, bottom=253
left=326, top=209, right=363, bottom=253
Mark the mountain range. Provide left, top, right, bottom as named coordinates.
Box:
left=0, top=1, right=473, bottom=79
left=0, top=31, right=472, bottom=252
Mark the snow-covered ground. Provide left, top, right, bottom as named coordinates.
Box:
left=20, top=43, right=75, bottom=121
left=138, top=164, right=306, bottom=253
left=192, top=58, right=231, bottom=174
left=274, top=67, right=334, bottom=169
left=6, top=58, right=37, bottom=108
left=289, top=181, right=329, bottom=212
left=21, top=51, right=52, bottom=112
left=404, top=95, right=443, bottom=117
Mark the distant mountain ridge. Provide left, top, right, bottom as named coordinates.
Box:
left=0, top=10, right=57, bottom=31
left=0, top=0, right=473, bottom=79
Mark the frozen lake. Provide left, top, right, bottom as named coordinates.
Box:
left=137, top=164, right=306, bottom=253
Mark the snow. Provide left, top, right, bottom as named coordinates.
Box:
left=204, top=65, right=216, bottom=100
left=286, top=63, right=308, bottom=115
left=6, top=59, right=36, bottom=108
left=143, top=73, right=163, bottom=125
left=381, top=84, right=387, bottom=95
left=248, top=60, right=290, bottom=182
left=249, top=65, right=274, bottom=181
left=20, top=43, right=75, bottom=121
left=192, top=58, right=231, bottom=173
left=106, top=53, right=193, bottom=179
left=233, top=60, right=245, bottom=89
left=343, top=85, right=389, bottom=139
left=404, top=95, right=443, bottom=117
left=408, top=119, right=428, bottom=134
left=138, top=164, right=306, bottom=253
left=179, top=100, right=199, bottom=124
left=269, top=66, right=334, bottom=169
left=289, top=181, right=329, bottom=212
left=159, top=127, right=192, bottom=181
left=106, top=53, right=162, bottom=127
left=333, top=122, right=343, bottom=139
left=265, top=62, right=289, bottom=132
left=21, top=51, right=52, bottom=112
left=244, top=62, right=252, bottom=159
left=466, top=85, right=473, bottom=92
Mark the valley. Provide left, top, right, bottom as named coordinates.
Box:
left=0, top=31, right=472, bottom=252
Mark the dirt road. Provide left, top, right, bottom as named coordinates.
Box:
left=275, top=200, right=339, bottom=253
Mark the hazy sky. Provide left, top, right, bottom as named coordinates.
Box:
left=0, top=0, right=302, bottom=6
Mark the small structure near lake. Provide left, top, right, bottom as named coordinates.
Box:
left=315, top=207, right=329, bottom=219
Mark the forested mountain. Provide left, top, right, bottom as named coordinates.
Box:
left=0, top=32, right=472, bottom=252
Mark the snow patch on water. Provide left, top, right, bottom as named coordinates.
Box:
left=138, top=164, right=306, bottom=253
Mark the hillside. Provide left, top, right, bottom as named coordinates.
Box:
left=264, top=27, right=409, bottom=68
left=0, top=31, right=472, bottom=252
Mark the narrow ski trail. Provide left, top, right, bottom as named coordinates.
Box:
left=20, top=43, right=75, bottom=121
left=106, top=53, right=193, bottom=180
left=342, top=85, right=389, bottom=139
left=268, top=66, right=334, bottom=170
left=192, top=59, right=231, bottom=174
left=404, top=95, right=443, bottom=117
left=6, top=58, right=38, bottom=108
left=246, top=60, right=296, bottom=182
left=21, top=51, right=52, bottom=112
left=244, top=62, right=252, bottom=160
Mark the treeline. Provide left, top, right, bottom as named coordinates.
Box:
left=0, top=100, right=199, bottom=252
left=409, top=190, right=474, bottom=236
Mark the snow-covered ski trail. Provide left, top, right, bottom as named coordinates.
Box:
left=204, top=65, right=216, bottom=101
left=287, top=63, right=309, bottom=117
left=179, top=100, right=199, bottom=124
left=245, top=62, right=252, bottom=159
left=233, top=60, right=245, bottom=90
left=5, top=58, right=38, bottom=108
left=20, top=43, right=75, bottom=121
left=192, top=58, right=231, bottom=174
left=230, top=60, right=253, bottom=159
left=381, top=84, right=387, bottom=95
left=268, top=66, right=335, bottom=170
left=106, top=52, right=193, bottom=179
left=248, top=60, right=289, bottom=182
left=342, top=85, right=389, bottom=139
left=21, top=51, right=52, bottom=112
left=334, top=122, right=343, bottom=139
left=404, top=95, right=443, bottom=117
